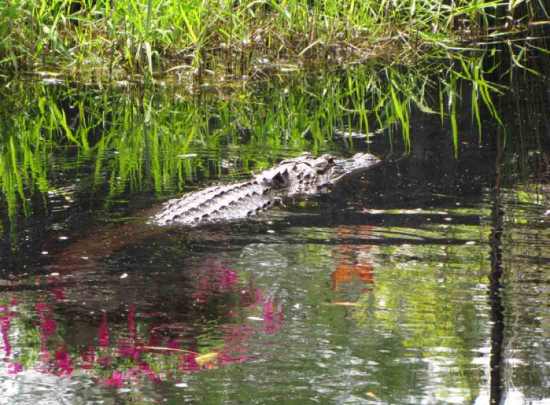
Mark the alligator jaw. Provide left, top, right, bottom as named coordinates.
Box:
left=329, top=153, right=382, bottom=183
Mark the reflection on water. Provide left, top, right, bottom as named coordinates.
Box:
left=0, top=259, right=284, bottom=394
left=0, top=165, right=548, bottom=403
left=330, top=225, right=375, bottom=300
left=0, top=56, right=549, bottom=403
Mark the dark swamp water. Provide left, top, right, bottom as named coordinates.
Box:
left=0, top=55, right=549, bottom=404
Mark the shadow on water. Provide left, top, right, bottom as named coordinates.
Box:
left=0, top=49, right=549, bottom=403
left=489, top=126, right=505, bottom=405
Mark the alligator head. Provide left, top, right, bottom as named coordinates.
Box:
left=318, top=152, right=381, bottom=185
left=257, top=152, right=381, bottom=197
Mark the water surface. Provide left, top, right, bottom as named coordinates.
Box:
left=0, top=61, right=549, bottom=404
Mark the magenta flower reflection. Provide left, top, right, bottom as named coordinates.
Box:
left=104, top=370, right=125, bottom=388
left=36, top=302, right=57, bottom=340
left=55, top=347, right=73, bottom=376
left=1, top=300, right=23, bottom=375
left=98, top=312, right=110, bottom=347
left=35, top=301, right=57, bottom=366
left=1, top=306, right=13, bottom=357
left=0, top=261, right=285, bottom=387
left=192, top=260, right=239, bottom=304
left=262, top=298, right=284, bottom=335
left=8, top=362, right=23, bottom=375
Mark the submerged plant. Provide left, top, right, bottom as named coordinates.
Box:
left=0, top=49, right=525, bottom=228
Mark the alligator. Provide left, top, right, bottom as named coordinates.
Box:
left=44, top=152, right=380, bottom=273
left=151, top=152, right=381, bottom=227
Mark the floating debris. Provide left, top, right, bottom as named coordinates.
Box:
left=325, top=301, right=361, bottom=307
left=177, top=153, right=198, bottom=159
left=195, top=352, right=219, bottom=367
left=333, top=128, right=384, bottom=139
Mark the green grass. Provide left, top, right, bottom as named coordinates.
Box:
left=0, top=0, right=548, bottom=80
left=0, top=50, right=520, bottom=227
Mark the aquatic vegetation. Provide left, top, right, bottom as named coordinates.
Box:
left=0, top=0, right=548, bottom=80
left=0, top=50, right=518, bottom=229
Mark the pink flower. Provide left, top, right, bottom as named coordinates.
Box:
left=98, top=313, right=109, bottom=347
left=104, top=371, right=125, bottom=387
left=55, top=348, right=73, bottom=376
left=36, top=302, right=57, bottom=338
left=218, top=351, right=249, bottom=365
left=51, top=287, right=65, bottom=301
left=40, top=349, right=51, bottom=364
left=254, top=289, right=264, bottom=305
left=117, top=338, right=140, bottom=360
left=127, top=305, right=136, bottom=338
left=180, top=353, right=200, bottom=372
left=139, top=362, right=160, bottom=383
left=97, top=355, right=112, bottom=367
left=80, top=347, right=95, bottom=369
left=219, top=267, right=238, bottom=290
left=40, top=318, right=57, bottom=337
left=1, top=314, right=13, bottom=357
left=262, top=299, right=284, bottom=335
left=8, top=362, right=23, bottom=374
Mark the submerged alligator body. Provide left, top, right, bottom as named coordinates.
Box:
left=152, top=153, right=381, bottom=227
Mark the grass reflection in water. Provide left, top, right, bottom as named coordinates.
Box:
left=0, top=52, right=507, bottom=230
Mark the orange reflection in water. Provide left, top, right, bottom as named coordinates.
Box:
left=331, top=225, right=375, bottom=294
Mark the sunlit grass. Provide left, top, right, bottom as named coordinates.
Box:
left=0, top=51, right=513, bottom=226
left=0, top=0, right=548, bottom=79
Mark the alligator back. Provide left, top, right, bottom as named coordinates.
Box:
left=151, top=179, right=277, bottom=226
